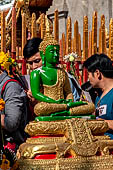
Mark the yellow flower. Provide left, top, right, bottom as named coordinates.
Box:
left=0, top=52, right=16, bottom=73
left=0, top=53, right=6, bottom=64
left=69, top=55, right=75, bottom=62
left=1, top=61, right=10, bottom=71
left=0, top=98, right=5, bottom=111
left=11, top=58, right=15, bottom=64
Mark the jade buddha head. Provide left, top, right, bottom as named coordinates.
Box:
left=39, top=33, right=59, bottom=67
left=44, top=45, right=59, bottom=67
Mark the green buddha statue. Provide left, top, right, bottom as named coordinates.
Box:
left=30, top=32, right=95, bottom=121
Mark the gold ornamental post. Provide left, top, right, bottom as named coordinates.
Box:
left=99, top=27, right=101, bottom=54
left=22, top=13, right=26, bottom=57
left=41, top=13, right=45, bottom=39
left=54, top=9, right=59, bottom=42
left=62, top=33, right=66, bottom=58
left=92, top=11, right=97, bottom=55
left=22, top=13, right=27, bottom=75
left=78, top=33, right=81, bottom=57
left=31, top=13, right=37, bottom=38
left=83, top=16, right=88, bottom=61
left=89, top=31, right=92, bottom=57
left=83, top=16, right=88, bottom=83
left=99, top=15, right=106, bottom=54
left=11, top=7, right=16, bottom=59
left=1, top=11, right=6, bottom=53
left=109, top=18, right=113, bottom=60
left=66, top=17, right=72, bottom=55
left=73, top=20, right=79, bottom=55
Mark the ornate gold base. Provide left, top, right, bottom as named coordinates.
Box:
left=18, top=155, right=113, bottom=170
left=17, top=119, right=113, bottom=170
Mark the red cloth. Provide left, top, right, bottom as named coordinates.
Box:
left=4, top=142, right=16, bottom=152
left=35, top=154, right=56, bottom=159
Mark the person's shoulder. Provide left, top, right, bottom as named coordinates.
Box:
left=108, top=88, right=113, bottom=97
left=3, top=77, right=23, bottom=91
left=106, top=89, right=113, bottom=102
left=6, top=80, right=22, bottom=90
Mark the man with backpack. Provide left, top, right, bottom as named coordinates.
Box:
left=0, top=53, right=28, bottom=152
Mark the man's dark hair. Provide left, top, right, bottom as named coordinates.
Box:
left=23, top=37, right=42, bottom=59
left=83, top=53, right=113, bottom=78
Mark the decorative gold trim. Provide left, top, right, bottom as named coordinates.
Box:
left=18, top=155, right=113, bottom=170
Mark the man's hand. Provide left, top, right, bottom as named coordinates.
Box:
left=26, top=90, right=38, bottom=106
left=1, top=114, right=5, bottom=128
left=104, top=120, right=113, bottom=130
left=97, top=118, right=113, bottom=130
left=27, top=90, right=35, bottom=101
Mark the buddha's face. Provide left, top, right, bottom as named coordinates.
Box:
left=45, top=45, right=59, bottom=67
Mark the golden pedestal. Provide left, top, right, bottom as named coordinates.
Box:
left=17, top=118, right=113, bottom=170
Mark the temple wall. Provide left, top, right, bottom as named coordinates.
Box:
left=47, top=0, right=112, bottom=48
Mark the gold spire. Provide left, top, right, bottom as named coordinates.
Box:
left=39, top=15, right=59, bottom=54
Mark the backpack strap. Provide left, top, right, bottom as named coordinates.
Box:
left=1, top=79, right=22, bottom=98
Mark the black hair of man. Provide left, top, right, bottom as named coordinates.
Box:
left=83, top=53, right=113, bottom=78
left=23, top=37, right=42, bottom=59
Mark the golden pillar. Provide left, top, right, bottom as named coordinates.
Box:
left=31, top=13, right=37, bottom=38
left=54, top=9, right=59, bottom=42
left=62, top=33, right=66, bottom=58
left=66, top=17, right=72, bottom=55
left=1, top=11, right=6, bottom=53
left=11, top=7, right=16, bottom=59
left=22, top=13, right=27, bottom=74
left=83, top=16, right=88, bottom=61
left=73, top=20, right=79, bottom=55
left=22, top=13, right=26, bottom=57
left=99, top=15, right=106, bottom=54
left=109, top=18, right=113, bottom=60
left=16, top=47, right=19, bottom=60
left=92, top=11, right=97, bottom=55
left=41, top=14, right=45, bottom=39
left=59, top=39, right=62, bottom=61
left=99, top=28, right=101, bottom=54
left=89, top=31, right=92, bottom=57
left=78, top=33, right=81, bottom=58
left=19, top=47, right=22, bottom=59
